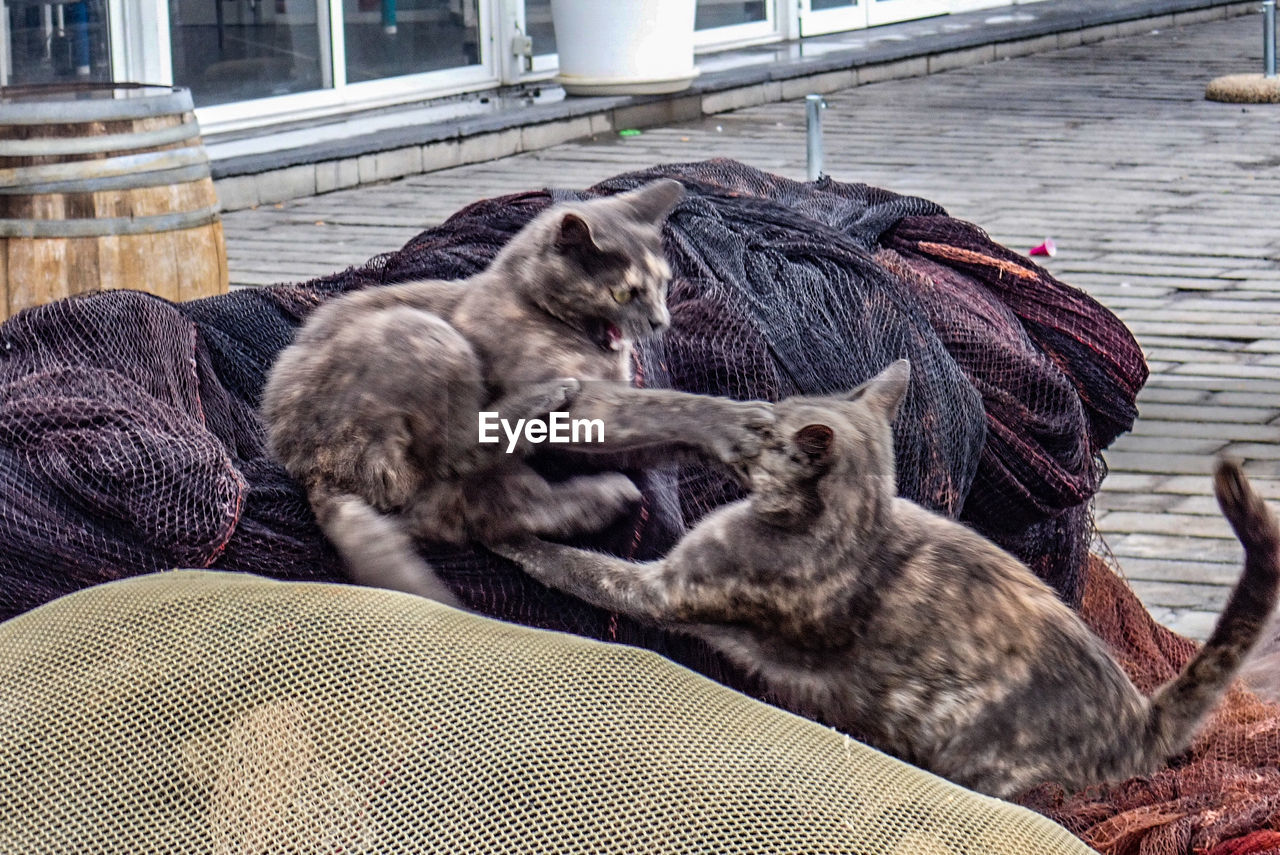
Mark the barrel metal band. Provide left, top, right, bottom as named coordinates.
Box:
left=0, top=88, right=195, bottom=125
left=0, top=163, right=212, bottom=196
left=0, top=148, right=209, bottom=189
left=0, top=206, right=221, bottom=238
left=0, top=121, right=200, bottom=157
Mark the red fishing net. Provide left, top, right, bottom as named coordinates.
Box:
left=1025, top=556, right=1280, bottom=855
left=0, top=159, right=1272, bottom=852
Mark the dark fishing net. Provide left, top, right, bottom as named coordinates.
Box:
left=7, top=158, right=1269, bottom=851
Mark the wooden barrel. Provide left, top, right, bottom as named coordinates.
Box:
left=0, top=83, right=228, bottom=322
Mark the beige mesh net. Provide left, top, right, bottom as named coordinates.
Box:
left=0, top=570, right=1092, bottom=854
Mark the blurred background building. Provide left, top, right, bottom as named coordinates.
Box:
left=1, top=0, right=1040, bottom=135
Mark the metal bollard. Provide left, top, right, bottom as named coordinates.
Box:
left=805, top=94, right=827, bottom=181
left=1265, top=0, right=1277, bottom=78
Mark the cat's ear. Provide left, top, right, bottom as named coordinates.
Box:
left=794, top=423, right=835, bottom=463
left=845, top=359, right=910, bottom=422
left=554, top=212, right=599, bottom=254
left=618, top=179, right=685, bottom=223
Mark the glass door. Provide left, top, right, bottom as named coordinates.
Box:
left=340, top=0, right=482, bottom=84
left=799, top=0, right=866, bottom=38
left=520, top=0, right=554, bottom=74
left=168, top=0, right=326, bottom=107
left=1, top=0, right=113, bottom=86
left=694, top=0, right=778, bottom=49
left=168, top=0, right=499, bottom=131
left=496, top=0, right=554, bottom=82
left=866, top=0, right=948, bottom=26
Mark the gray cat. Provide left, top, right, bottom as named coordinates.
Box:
left=490, top=360, right=1280, bottom=798
left=262, top=179, right=771, bottom=608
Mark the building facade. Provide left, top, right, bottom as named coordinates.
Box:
left=2, top=0, right=1030, bottom=134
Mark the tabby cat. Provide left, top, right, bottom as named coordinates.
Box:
left=262, top=179, right=771, bottom=607
left=490, top=360, right=1280, bottom=797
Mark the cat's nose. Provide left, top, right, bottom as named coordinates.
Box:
left=649, top=306, right=671, bottom=333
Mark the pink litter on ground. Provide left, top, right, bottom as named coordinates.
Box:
left=1030, top=237, right=1057, bottom=257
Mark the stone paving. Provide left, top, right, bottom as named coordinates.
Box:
left=222, top=13, right=1280, bottom=639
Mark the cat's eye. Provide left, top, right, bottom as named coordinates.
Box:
left=613, top=287, right=635, bottom=304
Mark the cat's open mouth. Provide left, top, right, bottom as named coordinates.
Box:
left=590, top=320, right=626, bottom=352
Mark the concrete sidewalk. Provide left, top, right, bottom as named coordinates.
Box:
left=223, top=12, right=1280, bottom=639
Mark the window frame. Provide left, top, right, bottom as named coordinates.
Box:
left=105, top=0, right=503, bottom=134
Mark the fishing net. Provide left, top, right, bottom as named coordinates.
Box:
left=0, top=569, right=1095, bottom=854
left=1, top=158, right=1273, bottom=851
left=0, top=158, right=1140, bottom=618
left=1030, top=555, right=1280, bottom=855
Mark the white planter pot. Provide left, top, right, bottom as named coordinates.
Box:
left=551, top=0, right=699, bottom=96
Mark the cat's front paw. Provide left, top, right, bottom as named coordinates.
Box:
left=553, top=473, right=643, bottom=535
left=703, top=401, right=774, bottom=466
left=484, top=534, right=540, bottom=563
left=518, top=472, right=642, bottom=540
left=582, top=473, right=644, bottom=524
left=532, top=376, right=581, bottom=414
left=497, top=376, right=582, bottom=423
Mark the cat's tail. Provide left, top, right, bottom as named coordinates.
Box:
left=310, top=484, right=465, bottom=610
left=1143, top=459, right=1280, bottom=761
